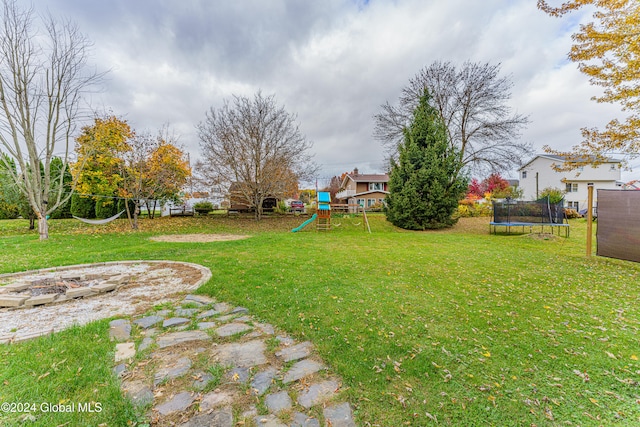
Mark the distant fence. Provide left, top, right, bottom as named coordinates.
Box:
left=597, top=190, right=640, bottom=263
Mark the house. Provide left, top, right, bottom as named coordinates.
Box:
left=518, top=154, right=622, bottom=211
left=228, top=182, right=278, bottom=212
left=334, top=168, right=389, bottom=212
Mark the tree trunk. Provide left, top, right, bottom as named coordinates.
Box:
left=38, top=215, right=49, bottom=240
left=132, top=203, right=140, bottom=229
left=29, top=216, right=35, bottom=230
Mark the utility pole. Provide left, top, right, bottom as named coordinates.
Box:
left=586, top=183, right=594, bottom=257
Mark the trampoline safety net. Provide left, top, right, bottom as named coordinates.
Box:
left=492, top=197, right=566, bottom=224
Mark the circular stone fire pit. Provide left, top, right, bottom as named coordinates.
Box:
left=0, top=261, right=211, bottom=343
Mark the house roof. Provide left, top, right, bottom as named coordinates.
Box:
left=518, top=154, right=622, bottom=170
left=348, top=173, right=389, bottom=183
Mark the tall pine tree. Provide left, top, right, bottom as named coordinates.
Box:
left=385, top=92, right=468, bottom=230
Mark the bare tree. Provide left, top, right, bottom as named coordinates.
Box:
left=0, top=0, right=101, bottom=239
left=374, top=61, right=531, bottom=175
left=197, top=92, right=316, bottom=220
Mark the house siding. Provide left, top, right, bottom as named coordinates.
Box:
left=519, top=156, right=621, bottom=211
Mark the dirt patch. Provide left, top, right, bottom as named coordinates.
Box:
left=149, top=234, right=250, bottom=243
left=521, top=233, right=560, bottom=241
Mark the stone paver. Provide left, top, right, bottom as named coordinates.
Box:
left=184, top=294, right=215, bottom=305
left=197, top=321, right=216, bottom=330
left=196, top=309, right=219, bottom=319
left=323, top=402, right=357, bottom=427
left=109, top=319, right=131, bottom=341
left=283, top=359, right=325, bottom=384
left=122, top=380, right=154, bottom=407
left=215, top=322, right=252, bottom=337
left=138, top=337, right=154, bottom=352
left=179, top=407, right=233, bottom=427
left=251, top=367, right=276, bottom=396
left=108, top=292, right=353, bottom=427
left=163, top=317, right=190, bottom=328
left=115, top=342, right=136, bottom=362
left=265, top=390, right=292, bottom=414
left=24, top=294, right=57, bottom=306
left=297, top=380, right=339, bottom=408
left=156, top=330, right=211, bottom=348
left=133, top=315, right=163, bottom=329
left=154, top=356, right=192, bottom=385
left=175, top=308, right=199, bottom=317
left=213, top=339, right=267, bottom=367
left=291, top=412, right=321, bottom=427
left=275, top=341, right=313, bottom=362
left=192, top=371, right=214, bottom=390
left=254, top=414, right=288, bottom=427
left=212, top=302, right=231, bottom=313
left=200, top=391, right=234, bottom=411
left=154, top=391, right=194, bottom=416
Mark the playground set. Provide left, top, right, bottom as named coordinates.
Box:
left=291, top=191, right=371, bottom=233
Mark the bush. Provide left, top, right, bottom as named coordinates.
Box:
left=274, top=200, right=288, bottom=214
left=564, top=208, right=582, bottom=219
left=95, top=199, right=117, bottom=219
left=193, top=201, right=214, bottom=215
left=70, top=194, right=95, bottom=218
left=457, top=202, right=492, bottom=218
left=0, top=201, right=19, bottom=219
left=539, top=187, right=565, bottom=204
left=117, top=198, right=136, bottom=215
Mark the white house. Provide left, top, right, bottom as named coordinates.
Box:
left=518, top=155, right=622, bottom=211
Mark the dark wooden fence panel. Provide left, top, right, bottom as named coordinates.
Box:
left=597, top=190, right=640, bottom=262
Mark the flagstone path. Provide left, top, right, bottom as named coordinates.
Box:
left=110, top=294, right=357, bottom=427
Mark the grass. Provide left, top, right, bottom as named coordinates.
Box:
left=0, top=214, right=639, bottom=426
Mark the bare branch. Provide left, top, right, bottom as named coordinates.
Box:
left=374, top=61, right=531, bottom=176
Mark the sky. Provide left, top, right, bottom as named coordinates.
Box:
left=25, top=0, right=634, bottom=184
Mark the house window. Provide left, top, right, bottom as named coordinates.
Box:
left=369, top=182, right=384, bottom=191
left=565, top=183, right=578, bottom=193
left=521, top=171, right=527, bottom=179
left=567, top=201, right=579, bottom=210
left=356, top=198, right=365, bottom=207
left=378, top=198, right=385, bottom=205
left=367, top=198, right=376, bottom=207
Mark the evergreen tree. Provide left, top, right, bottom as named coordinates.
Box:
left=385, top=92, right=468, bottom=230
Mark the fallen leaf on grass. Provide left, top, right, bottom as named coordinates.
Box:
left=606, top=351, right=617, bottom=359
left=544, top=406, right=554, bottom=421
left=631, top=355, right=638, bottom=361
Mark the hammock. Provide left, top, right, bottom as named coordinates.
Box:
left=73, top=210, right=126, bottom=225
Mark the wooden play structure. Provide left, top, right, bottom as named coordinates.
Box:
left=291, top=192, right=371, bottom=233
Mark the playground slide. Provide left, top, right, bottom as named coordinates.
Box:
left=291, top=213, right=317, bottom=232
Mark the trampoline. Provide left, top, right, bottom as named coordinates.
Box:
left=490, top=197, right=569, bottom=237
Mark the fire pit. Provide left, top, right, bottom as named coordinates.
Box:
left=0, top=261, right=212, bottom=343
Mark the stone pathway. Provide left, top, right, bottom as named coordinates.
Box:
left=110, top=294, right=357, bottom=427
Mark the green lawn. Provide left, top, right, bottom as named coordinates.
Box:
left=0, top=214, right=638, bottom=426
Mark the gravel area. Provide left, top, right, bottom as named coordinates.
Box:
left=0, top=261, right=211, bottom=343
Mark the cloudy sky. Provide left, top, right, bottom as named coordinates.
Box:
left=27, top=0, right=633, bottom=183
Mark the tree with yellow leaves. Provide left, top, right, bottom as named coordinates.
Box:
left=119, top=129, right=190, bottom=229
left=538, top=0, right=640, bottom=168
left=72, top=116, right=133, bottom=218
